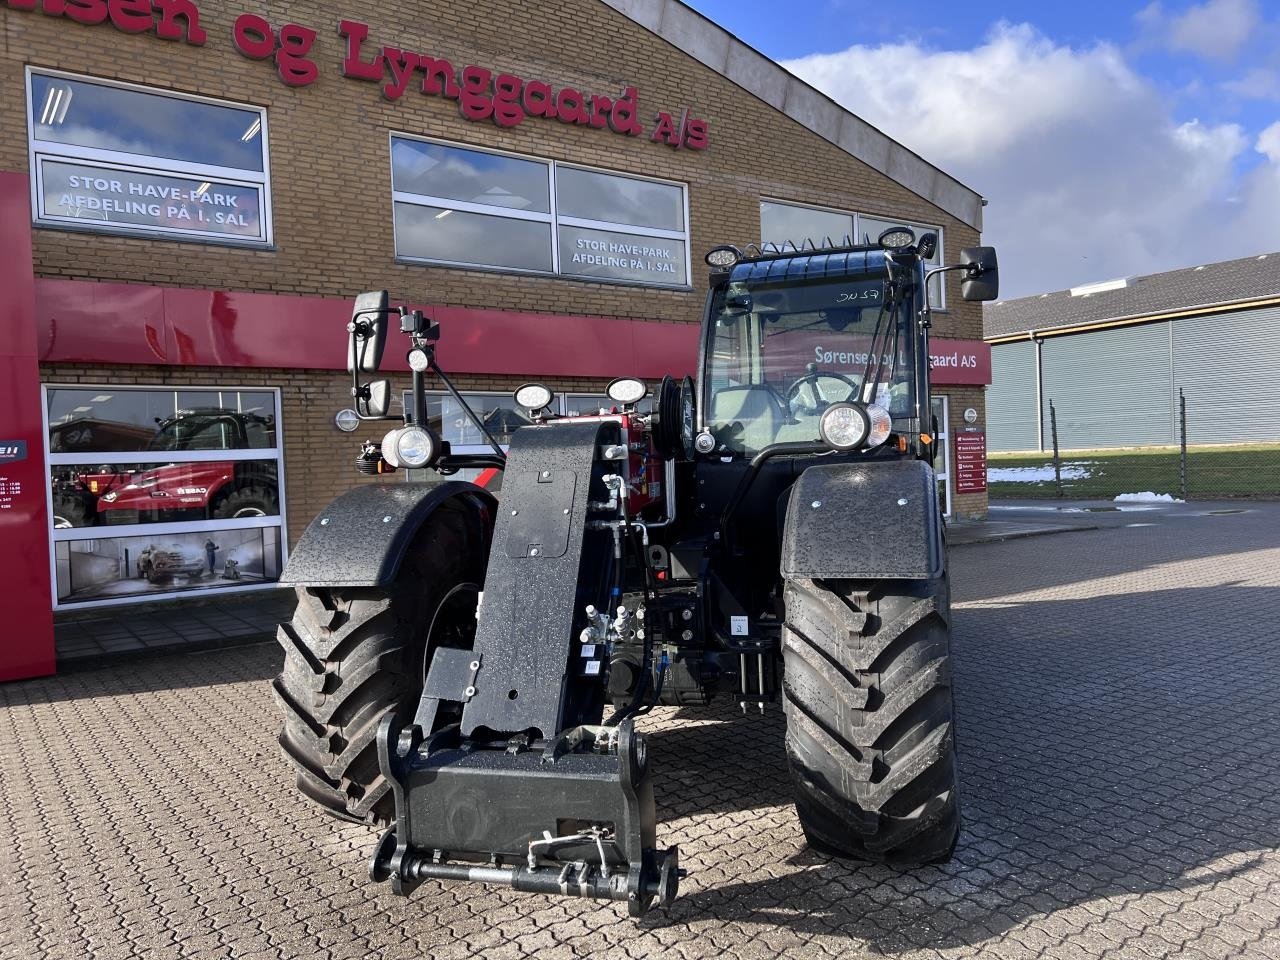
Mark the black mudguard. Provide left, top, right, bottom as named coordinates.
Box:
left=280, top=481, right=496, bottom=589
left=780, top=459, right=944, bottom=581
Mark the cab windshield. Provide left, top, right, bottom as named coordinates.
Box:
left=704, top=274, right=915, bottom=454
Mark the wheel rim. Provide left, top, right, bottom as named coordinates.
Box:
left=422, top=582, right=481, bottom=684
left=52, top=515, right=73, bottom=529
left=232, top=505, right=267, bottom=518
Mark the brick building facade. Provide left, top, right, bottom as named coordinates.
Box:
left=0, top=0, right=989, bottom=647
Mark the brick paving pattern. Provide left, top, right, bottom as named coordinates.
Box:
left=4, top=506, right=1280, bottom=959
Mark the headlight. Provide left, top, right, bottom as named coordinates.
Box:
left=705, top=245, right=742, bottom=268
left=607, top=377, right=647, bottom=406
left=819, top=402, right=871, bottom=451
left=381, top=426, right=436, bottom=469
left=514, top=382, right=554, bottom=412
left=866, top=404, right=892, bottom=447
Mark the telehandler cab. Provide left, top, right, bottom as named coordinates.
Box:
left=273, top=228, right=999, bottom=916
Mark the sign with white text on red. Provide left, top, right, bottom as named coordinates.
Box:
left=955, top=431, right=987, bottom=494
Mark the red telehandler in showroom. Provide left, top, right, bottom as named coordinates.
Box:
left=272, top=228, right=998, bottom=916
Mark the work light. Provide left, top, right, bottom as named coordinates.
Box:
left=705, top=245, right=742, bottom=268
left=877, top=226, right=916, bottom=250
left=607, top=378, right=648, bottom=406
left=514, top=383, right=555, bottom=413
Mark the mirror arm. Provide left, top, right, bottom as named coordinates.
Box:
left=428, top=358, right=508, bottom=463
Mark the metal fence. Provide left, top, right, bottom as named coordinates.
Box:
left=987, top=390, right=1280, bottom=501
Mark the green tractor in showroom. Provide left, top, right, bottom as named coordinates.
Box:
left=272, top=227, right=998, bottom=916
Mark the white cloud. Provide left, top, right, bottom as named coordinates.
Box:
left=782, top=23, right=1280, bottom=299
left=1165, top=0, right=1260, bottom=61
left=1258, top=121, right=1280, bottom=162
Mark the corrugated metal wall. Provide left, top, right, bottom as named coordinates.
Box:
left=1173, top=305, right=1280, bottom=443
left=988, top=304, right=1280, bottom=451
left=1041, top=324, right=1174, bottom=449
left=987, top=340, right=1039, bottom=451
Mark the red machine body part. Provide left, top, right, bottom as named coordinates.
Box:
left=560, top=411, right=665, bottom=516
left=86, top=461, right=236, bottom=515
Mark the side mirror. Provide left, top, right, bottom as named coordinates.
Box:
left=960, top=247, right=999, bottom=302
left=358, top=379, right=391, bottom=419
left=347, top=290, right=390, bottom=373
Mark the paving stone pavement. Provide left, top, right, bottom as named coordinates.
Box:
left=4, top=506, right=1280, bottom=959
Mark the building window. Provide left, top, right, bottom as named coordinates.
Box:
left=760, top=200, right=945, bottom=308
left=391, top=136, right=689, bottom=288
left=27, top=69, right=272, bottom=246
left=43, top=387, right=286, bottom=608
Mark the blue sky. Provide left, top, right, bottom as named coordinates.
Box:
left=684, top=0, right=1280, bottom=298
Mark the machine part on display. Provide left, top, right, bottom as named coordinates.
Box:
left=273, top=234, right=999, bottom=918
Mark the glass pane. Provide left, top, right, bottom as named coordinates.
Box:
left=559, top=224, right=686, bottom=286
left=30, top=74, right=265, bottom=172
left=556, top=167, right=683, bottom=231
left=395, top=202, right=552, bottom=272
left=39, top=160, right=264, bottom=241
left=436, top=393, right=533, bottom=447
left=760, top=201, right=852, bottom=250
left=47, top=389, right=277, bottom=453
left=391, top=139, right=550, bottom=213
left=50, top=461, right=281, bottom=528
left=54, top=526, right=282, bottom=604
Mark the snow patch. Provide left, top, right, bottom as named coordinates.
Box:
left=1114, top=492, right=1184, bottom=503
left=988, top=462, right=1094, bottom=482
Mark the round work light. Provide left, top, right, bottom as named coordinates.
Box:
left=407, top=348, right=431, bottom=373
left=819, top=403, right=872, bottom=451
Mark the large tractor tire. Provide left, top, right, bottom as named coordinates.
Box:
left=51, top=494, right=91, bottom=528
left=213, top=484, right=278, bottom=519
left=781, top=576, right=959, bottom=864
left=272, top=502, right=487, bottom=825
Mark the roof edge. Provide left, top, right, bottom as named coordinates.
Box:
left=985, top=294, right=1280, bottom=344
left=597, top=0, right=984, bottom=231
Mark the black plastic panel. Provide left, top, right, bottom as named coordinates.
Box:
left=462, top=420, right=616, bottom=739
left=780, top=460, right=943, bottom=581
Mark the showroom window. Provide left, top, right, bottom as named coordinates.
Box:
left=43, top=386, right=286, bottom=609
left=26, top=69, right=272, bottom=246
left=760, top=200, right=945, bottom=308
left=391, top=136, right=689, bottom=287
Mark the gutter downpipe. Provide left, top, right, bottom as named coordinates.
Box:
left=1030, top=330, right=1044, bottom=452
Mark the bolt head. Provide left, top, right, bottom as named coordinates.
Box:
left=319, top=518, right=330, bottom=526
left=811, top=500, right=822, bottom=509
left=382, top=516, right=392, bottom=523
left=897, top=498, right=909, bottom=506
left=529, top=548, right=540, bottom=556
left=511, top=509, right=519, bottom=516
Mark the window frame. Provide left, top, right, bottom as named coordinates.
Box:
left=760, top=198, right=946, bottom=310
left=390, top=133, right=692, bottom=290
left=26, top=67, right=274, bottom=248
left=42, top=384, right=288, bottom=610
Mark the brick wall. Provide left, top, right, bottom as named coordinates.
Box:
left=9, top=0, right=987, bottom=523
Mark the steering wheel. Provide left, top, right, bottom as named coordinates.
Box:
left=785, top=365, right=861, bottom=415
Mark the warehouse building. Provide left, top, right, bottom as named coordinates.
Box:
left=1, top=0, right=988, bottom=681
left=985, top=252, right=1280, bottom=452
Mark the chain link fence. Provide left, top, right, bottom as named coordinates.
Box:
left=988, top=390, right=1280, bottom=501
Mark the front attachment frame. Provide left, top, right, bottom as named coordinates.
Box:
left=371, top=715, right=681, bottom=916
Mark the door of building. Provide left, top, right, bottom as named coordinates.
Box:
left=931, top=395, right=952, bottom=519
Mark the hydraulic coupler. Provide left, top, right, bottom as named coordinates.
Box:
left=370, top=716, right=681, bottom=917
